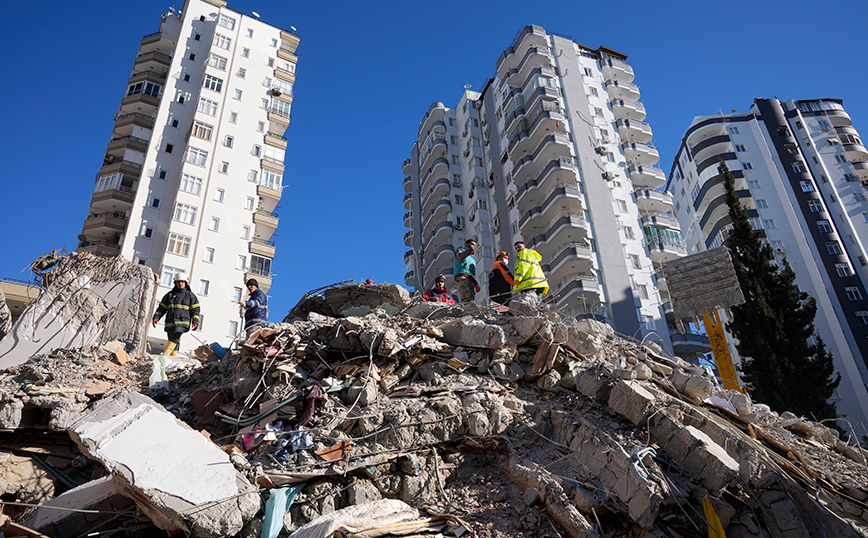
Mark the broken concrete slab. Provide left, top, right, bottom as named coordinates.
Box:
left=23, top=476, right=135, bottom=536
left=323, top=283, right=410, bottom=317
left=440, top=317, right=506, bottom=349
left=0, top=253, right=156, bottom=369
left=68, top=391, right=259, bottom=537
left=608, top=380, right=656, bottom=427
left=0, top=289, right=11, bottom=341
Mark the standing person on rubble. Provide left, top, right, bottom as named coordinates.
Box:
left=512, top=241, right=549, bottom=298
left=152, top=273, right=200, bottom=356
left=238, top=278, right=268, bottom=338
left=488, top=251, right=514, bottom=305
left=453, top=239, right=480, bottom=304
left=424, top=275, right=456, bottom=304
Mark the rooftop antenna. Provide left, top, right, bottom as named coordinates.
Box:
left=464, top=84, right=471, bottom=90
left=252, top=11, right=261, bottom=18
left=290, top=26, right=297, bottom=32
left=168, top=5, right=178, bottom=14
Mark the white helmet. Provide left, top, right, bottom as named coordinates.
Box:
left=174, top=273, right=188, bottom=283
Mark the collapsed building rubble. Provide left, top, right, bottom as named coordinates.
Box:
left=0, top=273, right=865, bottom=537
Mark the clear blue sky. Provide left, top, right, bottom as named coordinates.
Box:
left=2, top=0, right=867, bottom=320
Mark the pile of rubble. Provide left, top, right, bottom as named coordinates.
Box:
left=0, top=257, right=866, bottom=538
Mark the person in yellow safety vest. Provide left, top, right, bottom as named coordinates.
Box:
left=512, top=241, right=549, bottom=297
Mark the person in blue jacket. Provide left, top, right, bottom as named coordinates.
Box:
left=239, top=279, right=268, bottom=337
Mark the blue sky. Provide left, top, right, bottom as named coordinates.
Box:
left=2, top=0, right=867, bottom=320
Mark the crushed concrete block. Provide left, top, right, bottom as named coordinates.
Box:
left=680, top=426, right=738, bottom=493
left=670, top=369, right=713, bottom=399
left=403, top=302, right=465, bottom=320
left=634, top=363, right=652, bottom=380
left=347, top=478, right=382, bottom=505
left=613, top=368, right=637, bottom=381
left=509, top=316, right=546, bottom=344
left=645, top=360, right=673, bottom=376
left=346, top=379, right=378, bottom=407
left=69, top=391, right=260, bottom=537
left=441, top=318, right=506, bottom=349
left=609, top=380, right=656, bottom=426
left=0, top=289, right=11, bottom=341
left=576, top=364, right=615, bottom=402
left=324, top=283, right=410, bottom=317
left=24, top=476, right=135, bottom=535
left=509, top=291, right=543, bottom=317
left=0, top=253, right=156, bottom=367
left=536, top=369, right=561, bottom=391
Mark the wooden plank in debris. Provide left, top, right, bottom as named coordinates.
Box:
left=315, top=440, right=351, bottom=462
left=530, top=341, right=555, bottom=376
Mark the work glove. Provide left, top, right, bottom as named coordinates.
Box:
left=152, top=318, right=158, bottom=328
left=192, top=322, right=198, bottom=331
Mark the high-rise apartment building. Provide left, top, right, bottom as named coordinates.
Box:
left=77, top=0, right=297, bottom=351
left=403, top=25, right=708, bottom=359
left=668, top=98, right=868, bottom=430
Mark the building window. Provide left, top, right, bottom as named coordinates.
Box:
left=218, top=14, right=235, bottom=29
left=817, top=220, right=832, bottom=232
left=199, top=280, right=210, bottom=296
left=158, top=170, right=167, bottom=180
left=127, top=81, right=161, bottom=97
left=165, top=143, right=173, bottom=153
left=807, top=199, right=822, bottom=212
left=234, top=89, right=242, bottom=100
left=799, top=181, right=814, bottom=192
left=229, top=321, right=238, bottom=336
left=594, top=107, right=603, bottom=117
left=749, top=217, right=763, bottom=230
left=215, top=188, right=224, bottom=202
left=855, top=193, right=867, bottom=202
left=267, top=58, right=274, bottom=67
left=183, top=73, right=191, bottom=83
left=771, top=240, right=784, bottom=251
left=763, top=219, right=777, bottom=229
left=836, top=263, right=853, bottom=277
left=185, top=147, right=208, bottom=166
left=248, top=170, right=258, bottom=182
left=628, top=254, right=641, bottom=269
left=210, top=217, right=220, bottom=231
left=192, top=121, right=213, bottom=140
left=204, top=248, right=215, bottom=263
left=160, top=266, right=185, bottom=287
left=245, top=197, right=254, bottom=210
left=171, top=118, right=180, bottom=128
left=166, top=233, right=191, bottom=256
left=796, top=121, right=803, bottom=129
left=208, top=54, right=227, bottom=70
left=241, top=226, right=250, bottom=239
left=214, top=33, right=232, bottom=49
left=638, top=285, right=649, bottom=300
left=194, top=33, right=201, bottom=41
left=246, top=28, right=253, bottom=37
left=151, top=198, right=160, bottom=208
left=229, top=112, right=237, bottom=123
left=144, top=227, right=153, bottom=238
left=271, top=38, right=278, bottom=47
left=261, top=170, right=282, bottom=189
left=728, top=127, right=739, bottom=135
left=742, top=162, right=753, bottom=170
left=826, top=241, right=842, bottom=255
left=233, top=287, right=243, bottom=302
left=242, top=48, right=250, bottom=58
left=198, top=97, right=218, bottom=115
left=204, top=75, right=223, bottom=93
left=624, top=226, right=635, bottom=240
left=756, top=199, right=768, bottom=209
left=237, top=256, right=246, bottom=270
left=250, top=255, right=271, bottom=276
left=835, top=154, right=848, bottom=164
left=224, top=136, right=234, bottom=148
left=454, top=194, right=463, bottom=205
left=261, top=98, right=269, bottom=109
left=735, top=144, right=746, bottom=152
left=845, top=173, right=859, bottom=182
left=257, top=121, right=265, bottom=132
left=748, top=180, right=761, bottom=189
left=173, top=203, right=197, bottom=225
left=615, top=199, right=628, bottom=213
left=691, top=184, right=701, bottom=203
left=253, top=145, right=261, bottom=157
left=188, top=53, right=196, bottom=61
left=792, top=161, right=806, bottom=173
left=590, top=87, right=598, bottom=97
left=218, top=162, right=229, bottom=173
left=237, top=68, right=246, bottom=78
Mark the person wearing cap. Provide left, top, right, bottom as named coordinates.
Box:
left=488, top=251, right=514, bottom=306
left=152, top=273, right=200, bottom=356
left=453, top=239, right=480, bottom=304
left=512, top=241, right=549, bottom=297
left=424, top=275, right=456, bottom=304
left=238, top=278, right=268, bottom=338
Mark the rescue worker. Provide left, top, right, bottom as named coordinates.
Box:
left=512, top=241, right=549, bottom=298
left=424, top=275, right=456, bottom=304
left=453, top=239, right=480, bottom=304
left=238, top=278, right=268, bottom=338
left=488, top=251, right=513, bottom=305
left=152, top=273, right=200, bottom=356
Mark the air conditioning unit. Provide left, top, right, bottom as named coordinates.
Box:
left=271, top=87, right=282, bottom=97
left=469, top=213, right=476, bottom=222
left=468, top=189, right=474, bottom=199
left=455, top=223, right=463, bottom=230
left=599, top=146, right=610, bottom=155
left=604, top=171, right=616, bottom=180
left=775, top=247, right=784, bottom=253
left=601, top=136, right=611, bottom=144
left=463, top=150, right=470, bottom=157
left=452, top=179, right=461, bottom=187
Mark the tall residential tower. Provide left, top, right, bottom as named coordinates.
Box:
left=77, top=0, right=298, bottom=351
left=668, top=98, right=868, bottom=430
left=403, top=25, right=708, bottom=359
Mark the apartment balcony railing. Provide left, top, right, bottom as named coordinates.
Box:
left=268, top=107, right=292, bottom=119
left=247, top=266, right=274, bottom=278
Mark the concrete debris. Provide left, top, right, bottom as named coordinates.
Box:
left=0, top=289, right=12, bottom=341
left=0, top=279, right=865, bottom=538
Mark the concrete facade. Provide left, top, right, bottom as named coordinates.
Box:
left=668, top=98, right=868, bottom=432
left=77, top=0, right=298, bottom=352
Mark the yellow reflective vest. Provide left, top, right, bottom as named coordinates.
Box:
left=512, top=248, right=549, bottom=295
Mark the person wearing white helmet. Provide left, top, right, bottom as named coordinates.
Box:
left=152, top=272, right=200, bottom=356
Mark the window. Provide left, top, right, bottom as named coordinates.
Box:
left=151, top=198, right=160, bottom=208
left=250, top=255, right=271, bottom=276
left=691, top=184, right=701, bottom=203
left=208, top=54, right=227, bottom=70
left=197, top=280, right=209, bottom=296
left=213, top=34, right=231, bottom=50
left=583, top=67, right=592, bottom=76
left=127, top=81, right=161, bottom=97
left=248, top=170, right=258, bottom=182
left=855, top=193, right=867, bottom=203
left=799, top=181, right=814, bottom=192
left=267, top=58, right=274, bottom=67
left=204, top=248, right=215, bottom=263
left=749, top=180, right=761, bottom=189
left=159, top=170, right=167, bottom=180
left=271, top=38, right=278, bottom=47
left=615, top=199, right=628, bottom=213
left=742, top=162, right=753, bottom=170
left=198, top=97, right=218, bottom=115
left=194, top=33, right=201, bottom=41
left=594, top=107, right=603, bottom=117
left=835, top=154, right=848, bottom=163
left=624, top=226, right=635, bottom=240
left=836, top=263, right=853, bottom=277
left=808, top=199, right=823, bottom=212
left=756, top=199, right=768, bottom=209
left=165, top=143, right=173, bottom=154
left=185, top=147, right=208, bottom=166
left=451, top=154, right=459, bottom=165
left=261, top=169, right=282, bottom=189
left=245, top=197, right=254, bottom=210
left=171, top=118, right=179, bottom=128
left=233, top=287, right=243, bottom=302
left=735, top=144, right=746, bottom=152
left=246, top=28, right=253, bottom=37
left=763, top=219, right=777, bottom=229
left=241, top=226, right=250, bottom=240
left=183, top=73, right=190, bottom=82
left=144, top=227, right=153, bottom=238
left=160, top=266, right=185, bottom=287
left=826, top=241, right=842, bottom=254
left=257, top=121, right=265, bottom=132
left=218, top=14, right=235, bottom=29
left=173, top=203, right=197, bottom=224
left=218, top=161, right=229, bottom=173
left=630, top=254, right=641, bottom=269
left=229, top=112, right=237, bottom=123
left=229, top=321, right=238, bottom=336
left=816, top=220, right=833, bottom=233
left=234, top=89, right=242, bottom=100
left=771, top=240, right=784, bottom=251
left=845, top=173, right=859, bottom=182
left=261, top=98, right=269, bottom=109
left=728, top=127, right=739, bottom=134
left=272, top=99, right=291, bottom=117
left=209, top=217, right=220, bottom=231
left=749, top=217, right=763, bottom=230
left=215, top=188, right=224, bottom=202
left=237, top=68, right=246, bottom=79
left=237, top=256, right=246, bottom=270
left=590, top=87, right=598, bottom=97
left=792, top=161, right=806, bottom=173
left=203, top=75, right=223, bottom=92
left=224, top=135, right=234, bottom=148
left=638, top=285, right=649, bottom=300
left=188, top=53, right=196, bottom=61
left=192, top=121, right=213, bottom=140
left=477, top=199, right=487, bottom=210
left=796, top=121, right=803, bottom=129
left=263, top=144, right=284, bottom=162
left=252, top=145, right=262, bottom=157
left=166, top=233, right=191, bottom=256
left=242, top=48, right=250, bottom=58
left=454, top=194, right=463, bottom=205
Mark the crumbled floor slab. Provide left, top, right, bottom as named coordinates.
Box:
left=23, top=476, right=135, bottom=535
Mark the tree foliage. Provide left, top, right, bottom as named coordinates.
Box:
left=721, top=162, right=839, bottom=419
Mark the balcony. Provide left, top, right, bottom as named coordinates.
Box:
left=423, top=220, right=453, bottom=251
left=402, top=158, right=412, bottom=176
left=844, top=142, right=868, bottom=163
left=250, top=237, right=276, bottom=258
left=826, top=109, right=852, bottom=128
left=90, top=185, right=135, bottom=213
left=518, top=186, right=583, bottom=230
left=545, top=243, right=594, bottom=281
left=404, top=230, right=414, bottom=247
left=551, top=277, right=600, bottom=309
left=82, top=212, right=129, bottom=237
left=403, top=192, right=413, bottom=210
left=106, top=135, right=149, bottom=156
left=601, top=58, right=634, bottom=83
left=420, top=137, right=448, bottom=172
left=508, top=101, right=568, bottom=158
left=635, top=189, right=674, bottom=213
left=512, top=132, right=572, bottom=186
left=653, top=267, right=668, bottom=292
left=120, top=92, right=160, bottom=115
left=422, top=177, right=451, bottom=212
left=422, top=157, right=449, bottom=189
left=113, top=113, right=154, bottom=136
left=423, top=199, right=452, bottom=230
left=496, top=25, right=548, bottom=75
left=404, top=269, right=415, bottom=288
left=265, top=131, right=288, bottom=150
left=403, top=175, right=412, bottom=192
left=644, top=227, right=686, bottom=264
left=257, top=183, right=282, bottom=205
left=99, top=159, right=143, bottom=179
left=853, top=161, right=868, bottom=181
left=616, top=119, right=653, bottom=144
left=627, top=165, right=666, bottom=189
left=605, top=79, right=640, bottom=101
left=611, top=99, right=646, bottom=121
left=253, top=209, right=279, bottom=235
left=403, top=210, right=413, bottom=228
left=526, top=212, right=589, bottom=262
left=418, top=102, right=446, bottom=139
left=134, top=50, right=171, bottom=71
left=641, top=213, right=679, bottom=230
left=245, top=270, right=272, bottom=293
left=670, top=331, right=712, bottom=357
left=506, top=47, right=554, bottom=86
left=404, top=249, right=414, bottom=265
left=622, top=141, right=659, bottom=166
left=267, top=108, right=291, bottom=129
left=77, top=239, right=121, bottom=257
left=128, top=70, right=167, bottom=88
left=424, top=243, right=456, bottom=281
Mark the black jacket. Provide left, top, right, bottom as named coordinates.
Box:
left=154, top=286, right=200, bottom=333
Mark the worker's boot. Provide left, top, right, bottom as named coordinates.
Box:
left=163, top=341, right=177, bottom=356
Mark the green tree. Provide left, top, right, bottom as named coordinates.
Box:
left=721, top=161, right=839, bottom=419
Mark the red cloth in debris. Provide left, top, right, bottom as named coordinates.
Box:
left=296, top=385, right=324, bottom=427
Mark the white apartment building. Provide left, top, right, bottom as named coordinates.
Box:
left=668, top=98, right=868, bottom=430
left=77, top=0, right=298, bottom=352
left=404, top=25, right=706, bottom=357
